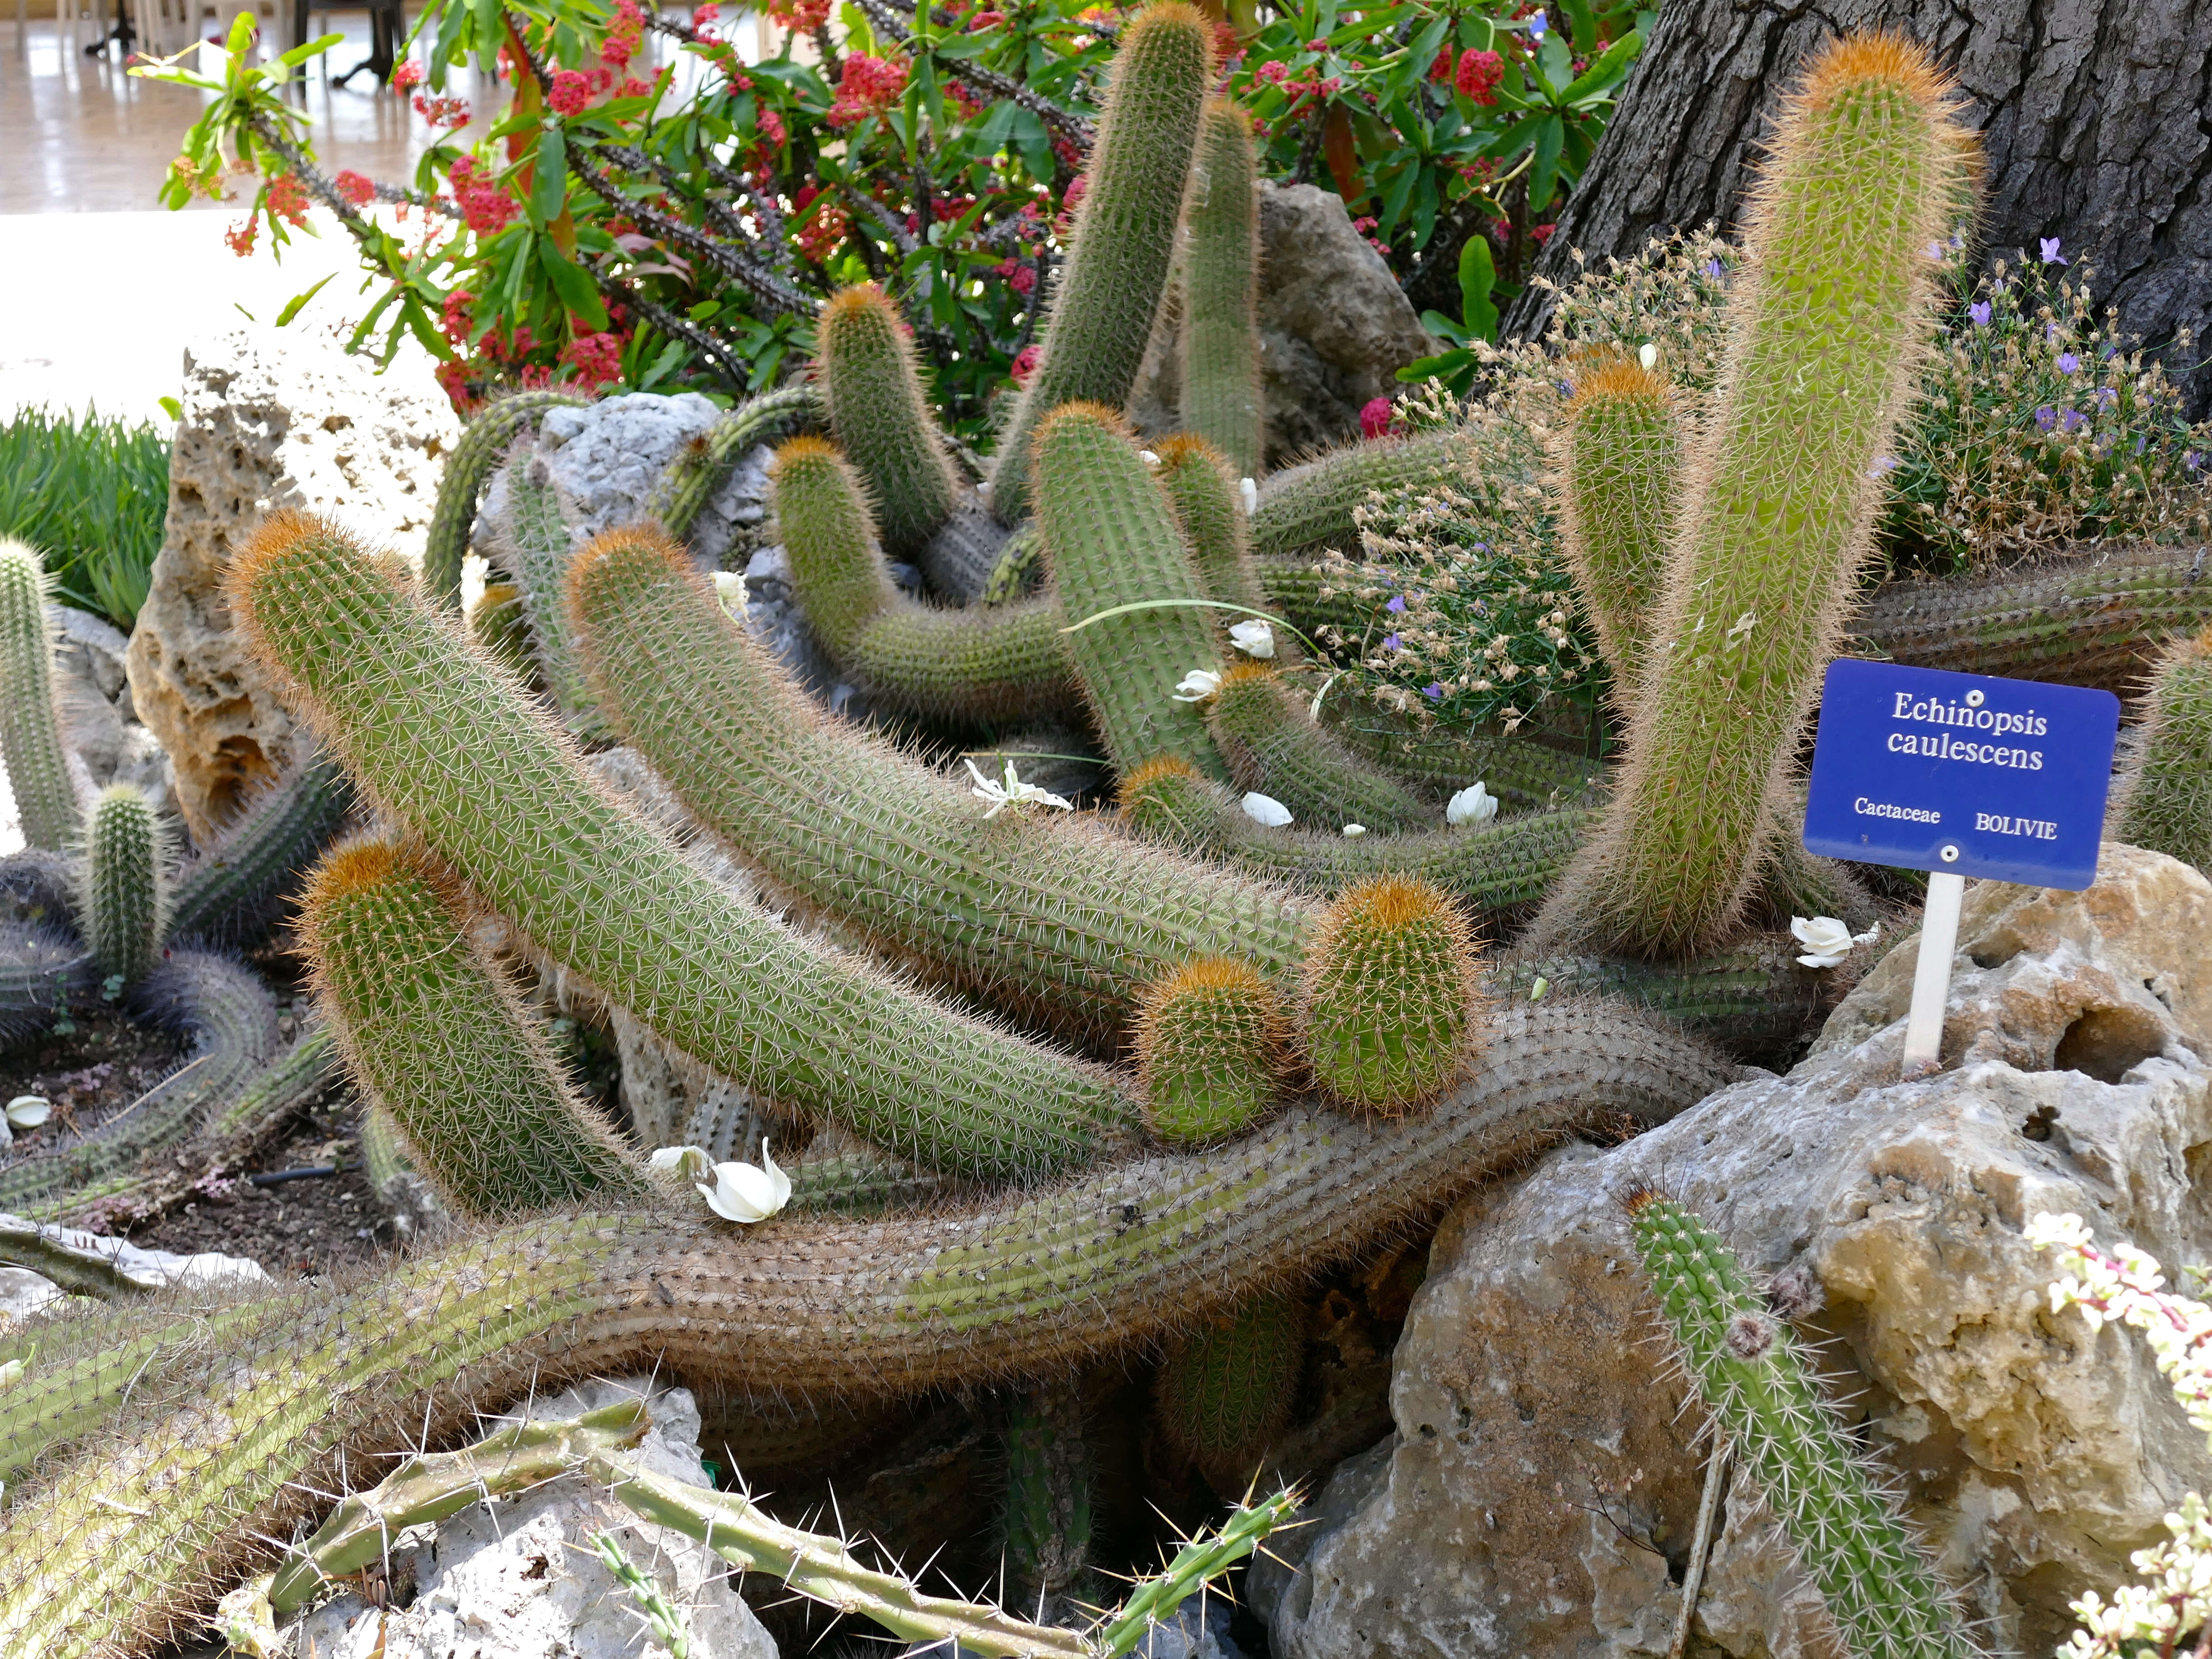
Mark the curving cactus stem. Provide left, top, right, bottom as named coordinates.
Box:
left=1136, top=956, right=1287, bottom=1145
left=1205, top=665, right=1431, bottom=834
left=2113, top=624, right=2212, bottom=873
left=1155, top=1293, right=1304, bottom=1493
left=422, top=389, right=589, bottom=611
left=816, top=284, right=960, bottom=559
left=1627, top=1192, right=1976, bottom=1659
left=1554, top=355, right=1681, bottom=692
left=1249, top=429, right=1464, bottom=562
left=76, top=784, right=168, bottom=988
left=1179, top=99, right=1264, bottom=480
left=1301, top=874, right=1486, bottom=1112
left=0, top=538, right=79, bottom=851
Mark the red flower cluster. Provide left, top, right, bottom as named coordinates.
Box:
left=967, top=9, right=1004, bottom=26
left=827, top=51, right=907, bottom=127
left=439, top=287, right=476, bottom=347
left=413, top=93, right=471, bottom=127
left=448, top=156, right=521, bottom=236
left=993, top=258, right=1036, bottom=295
left=334, top=169, right=376, bottom=207
left=562, top=330, right=627, bottom=389
left=762, top=0, right=830, bottom=31
left=1453, top=48, right=1502, bottom=104
left=391, top=57, right=422, bottom=89
left=1253, top=58, right=1288, bottom=85
left=1010, top=344, right=1041, bottom=383
left=548, top=69, right=593, bottom=116
left=790, top=185, right=849, bottom=262
left=755, top=106, right=787, bottom=146
left=266, top=172, right=310, bottom=226
left=223, top=217, right=257, bottom=256
left=603, top=0, right=643, bottom=69
left=1359, top=396, right=1395, bottom=438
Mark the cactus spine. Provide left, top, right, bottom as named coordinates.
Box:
left=0, top=539, right=79, bottom=851
left=1135, top=957, right=1287, bottom=1145
left=423, top=389, right=589, bottom=610
left=1555, top=357, right=1681, bottom=691
left=1179, top=101, right=1264, bottom=480
left=1628, top=1193, right=1976, bottom=1659
left=988, top=2, right=1213, bottom=523
left=1155, top=1294, right=1303, bottom=1491
left=165, top=749, right=355, bottom=947
left=299, top=837, right=649, bottom=1217
left=2115, top=625, right=2212, bottom=872
left=75, top=784, right=168, bottom=987
left=1206, top=666, right=1430, bottom=833
left=771, top=437, right=1080, bottom=726
left=1301, top=875, right=1485, bottom=1111
left=1037, top=405, right=1228, bottom=779
left=1544, top=35, right=1975, bottom=955
left=817, top=284, right=960, bottom=558
left=229, top=511, right=1137, bottom=1181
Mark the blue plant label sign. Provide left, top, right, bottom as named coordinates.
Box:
left=1801, top=659, right=2119, bottom=890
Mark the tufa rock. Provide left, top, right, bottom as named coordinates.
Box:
left=1266, top=843, right=2212, bottom=1659
left=126, top=328, right=457, bottom=841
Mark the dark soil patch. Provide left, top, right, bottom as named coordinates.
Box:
left=0, top=1004, right=190, bottom=1145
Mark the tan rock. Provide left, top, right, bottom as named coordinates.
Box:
left=125, top=328, right=457, bottom=840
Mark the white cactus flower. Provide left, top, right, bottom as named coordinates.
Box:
left=1138, top=450, right=1162, bottom=467
left=1342, top=824, right=1367, bottom=837
left=965, top=758, right=1074, bottom=819
left=1445, top=782, right=1498, bottom=827
left=1239, top=477, right=1258, bottom=515
left=1790, top=915, right=1881, bottom=969
left=648, top=1144, right=714, bottom=1182
left=1227, top=618, right=1275, bottom=659
left=5, top=1096, right=50, bottom=1128
left=710, top=570, right=744, bottom=616
left=696, top=1141, right=793, bottom=1224
left=1171, top=668, right=1223, bottom=703
left=1241, top=792, right=1292, bottom=827
left=1637, top=342, right=1658, bottom=372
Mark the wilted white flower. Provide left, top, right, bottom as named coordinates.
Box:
left=1227, top=618, right=1275, bottom=659
left=1637, top=342, right=1658, bottom=372
left=1445, top=782, right=1498, bottom=826
left=977, top=479, right=992, bottom=500
left=965, top=758, right=1075, bottom=819
left=696, top=1142, right=792, bottom=1224
left=1171, top=668, right=1222, bottom=703
left=710, top=571, right=745, bottom=616
left=1790, top=915, right=1881, bottom=969
left=0, top=1356, right=23, bottom=1387
left=648, top=1145, right=714, bottom=1182
left=1138, top=450, right=1162, bottom=467
left=1240, top=792, right=1292, bottom=828
left=5, top=1096, right=50, bottom=1128
left=1239, top=477, right=1258, bottom=515
left=1342, top=824, right=1367, bottom=837
left=1528, top=975, right=1550, bottom=1001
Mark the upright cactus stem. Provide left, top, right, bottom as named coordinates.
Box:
left=1156, top=1294, right=1304, bottom=1493
left=1627, top=1193, right=1976, bottom=1659
left=1544, top=34, right=1976, bottom=956
left=1301, top=875, right=1485, bottom=1112
left=1555, top=357, right=1681, bottom=691
left=1156, top=435, right=1264, bottom=613
left=423, top=389, right=588, bottom=611
left=999, top=1381, right=1097, bottom=1624
left=299, top=836, right=648, bottom=1217
left=989, top=1, right=1213, bottom=523
left=817, top=284, right=960, bottom=558
left=166, top=749, right=356, bottom=947
left=0, top=538, right=78, bottom=851
left=1179, top=100, right=1264, bottom=480
left=77, top=784, right=168, bottom=987
left=2115, top=626, right=2212, bottom=872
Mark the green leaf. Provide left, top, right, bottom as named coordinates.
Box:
left=539, top=241, right=608, bottom=329
left=276, top=30, right=345, bottom=66
left=158, top=397, right=183, bottom=422
left=470, top=0, right=503, bottom=72
left=1008, top=105, right=1053, bottom=187
left=1458, top=234, right=1498, bottom=341
left=1528, top=113, right=1564, bottom=215
left=1562, top=0, right=1597, bottom=57
left=1563, top=29, right=1641, bottom=104
left=1419, top=308, right=1470, bottom=345
left=275, top=273, right=335, bottom=326
left=1538, top=36, right=1572, bottom=93
left=532, top=122, right=568, bottom=228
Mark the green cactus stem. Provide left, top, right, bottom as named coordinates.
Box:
left=0, top=1000, right=1731, bottom=1659
left=1492, top=938, right=1826, bottom=1068
left=470, top=579, right=537, bottom=685
left=1135, top=957, right=1287, bottom=1145
left=1040, top=403, right=1230, bottom=780
left=568, top=525, right=1312, bottom=1049
left=165, top=749, right=356, bottom=948
left=1300, top=874, right=1484, bottom=1112
left=1628, top=1192, right=1976, bottom=1659
left=298, top=837, right=649, bottom=1217
left=1206, top=665, right=1431, bottom=833
left=1156, top=435, right=1265, bottom=613
left=75, top=784, right=169, bottom=988
left=0, top=538, right=79, bottom=851
left=1155, top=1294, right=1303, bottom=1491
left=787, top=1146, right=960, bottom=1215
left=1179, top=100, right=1264, bottom=480
left=230, top=511, right=1138, bottom=1181
left=1555, top=355, right=1681, bottom=690
left=771, top=437, right=1081, bottom=726
left=1248, top=431, right=1464, bottom=562
left=649, top=380, right=823, bottom=545
left=495, top=453, right=611, bottom=735
left=2114, top=625, right=2212, bottom=871
left=1000, top=1379, right=1097, bottom=1624
left=0, top=925, right=96, bottom=1046
left=422, top=389, right=589, bottom=611
left=1543, top=34, right=1975, bottom=955
left=987, top=1, right=1213, bottom=524
left=817, top=284, right=960, bottom=559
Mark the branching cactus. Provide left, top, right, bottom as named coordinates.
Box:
left=422, top=389, right=589, bottom=611
left=165, top=748, right=356, bottom=947
left=1179, top=100, right=1264, bottom=480
left=1156, top=1294, right=1304, bottom=1493
left=648, top=380, right=824, bottom=543
left=1301, top=875, right=1485, bottom=1112
left=1249, top=429, right=1465, bottom=562
left=298, top=835, right=649, bottom=1217
left=987, top=1, right=1213, bottom=524
left=1543, top=35, right=1976, bottom=956
left=1554, top=355, right=1681, bottom=692
left=76, top=784, right=169, bottom=988
left=1135, top=957, right=1287, bottom=1145
left=816, top=284, right=960, bottom=559
left=2112, top=624, right=2212, bottom=872
left=0, top=538, right=79, bottom=851
left=1627, top=1193, right=1977, bottom=1659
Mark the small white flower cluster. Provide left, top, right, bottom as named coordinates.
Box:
left=2032, top=1212, right=2212, bottom=1658
left=1789, top=915, right=1881, bottom=969
left=1446, top=782, right=1497, bottom=826
left=965, top=758, right=1074, bottom=819
left=650, top=1142, right=792, bottom=1223
left=1227, top=619, right=1274, bottom=659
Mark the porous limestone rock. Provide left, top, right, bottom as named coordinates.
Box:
left=1129, top=181, right=1437, bottom=465
left=292, top=1377, right=779, bottom=1659
left=125, top=328, right=457, bottom=840
left=1263, top=843, right=2212, bottom=1659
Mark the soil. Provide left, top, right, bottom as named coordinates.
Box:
left=0, top=1004, right=191, bottom=1142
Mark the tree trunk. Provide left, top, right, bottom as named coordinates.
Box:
left=1503, top=0, right=2212, bottom=417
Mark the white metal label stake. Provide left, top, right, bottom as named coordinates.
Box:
left=1900, top=867, right=1965, bottom=1078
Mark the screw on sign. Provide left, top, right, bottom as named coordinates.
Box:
left=1801, top=659, right=2119, bottom=1078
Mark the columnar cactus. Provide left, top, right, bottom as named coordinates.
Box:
left=1543, top=34, right=1975, bottom=955
left=987, top=1, right=1213, bottom=523
left=1135, top=957, right=1287, bottom=1145
left=298, top=836, right=649, bottom=1216
left=422, top=388, right=588, bottom=611
left=1205, top=665, right=1431, bottom=833
left=1628, top=1193, right=1976, bottom=1659
left=1155, top=1295, right=1304, bottom=1489
left=1300, top=875, right=1485, bottom=1111
left=165, top=749, right=355, bottom=947
left=1554, top=356, right=1681, bottom=691
left=1156, top=435, right=1263, bottom=611
left=816, top=283, right=960, bottom=558
left=499, top=456, right=603, bottom=733
left=2114, top=624, right=2212, bottom=873
left=1248, top=429, right=1465, bottom=561
left=1178, top=100, right=1265, bottom=480
left=999, top=1381, right=1097, bottom=1623
left=75, top=783, right=168, bottom=987
left=0, top=538, right=79, bottom=851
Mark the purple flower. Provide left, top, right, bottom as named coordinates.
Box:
left=1526, top=9, right=1546, bottom=39
left=1381, top=633, right=1402, bottom=651
left=2059, top=407, right=2086, bottom=432
left=2040, top=236, right=2066, bottom=266
left=1423, top=682, right=1445, bottom=700
left=1703, top=259, right=1724, bottom=278
left=1925, top=241, right=1945, bottom=260
left=2035, top=406, right=2057, bottom=432
left=1385, top=594, right=1407, bottom=613
left=1968, top=300, right=1992, bottom=327
left=2057, top=352, right=2081, bottom=374
left=2186, top=452, right=2203, bottom=472
left=2094, top=386, right=2117, bottom=408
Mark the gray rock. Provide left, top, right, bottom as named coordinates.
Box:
left=534, top=392, right=774, bottom=564
left=293, top=1377, right=779, bottom=1659
left=1268, top=843, right=2212, bottom=1659
left=45, top=603, right=176, bottom=822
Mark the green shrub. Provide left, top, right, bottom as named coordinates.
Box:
left=0, top=406, right=170, bottom=631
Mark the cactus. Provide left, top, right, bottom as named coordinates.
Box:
left=1155, top=1294, right=1303, bottom=1490
left=1543, top=35, right=1975, bottom=956
left=298, top=837, right=649, bottom=1217
left=817, top=284, right=960, bottom=559
left=1249, top=430, right=1465, bottom=562
left=469, top=578, right=538, bottom=684
left=1206, top=666, right=1431, bottom=833
left=1301, top=875, right=1484, bottom=1111
left=0, top=1001, right=1732, bottom=1659
left=1000, top=1380, right=1097, bottom=1623
left=75, top=784, right=169, bottom=987
left=1491, top=938, right=1826, bottom=1068
left=229, top=511, right=1138, bottom=1181
left=0, top=925, right=96, bottom=1046
left=771, top=437, right=1081, bottom=726
left=1179, top=101, right=1264, bottom=480
left=1156, top=435, right=1264, bottom=612
left=422, top=389, right=589, bottom=611
left=2114, top=625, right=2212, bottom=872
left=1628, top=1192, right=1976, bottom=1659
left=1135, top=958, right=1287, bottom=1145
left=648, top=380, right=823, bottom=544
left=1554, top=356, right=1681, bottom=691
left=787, top=1146, right=959, bottom=1215
left=1039, top=404, right=1229, bottom=780
left=987, top=1, right=1213, bottom=523
left=495, top=452, right=611, bottom=734
left=0, top=538, right=79, bottom=852
left=165, top=749, right=356, bottom=947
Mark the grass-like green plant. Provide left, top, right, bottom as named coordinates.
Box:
left=0, top=406, right=168, bottom=631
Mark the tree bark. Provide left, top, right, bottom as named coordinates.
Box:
left=1504, top=0, right=2212, bottom=417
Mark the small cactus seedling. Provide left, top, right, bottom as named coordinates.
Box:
left=1300, top=874, right=1485, bottom=1112
left=1155, top=1293, right=1304, bottom=1493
